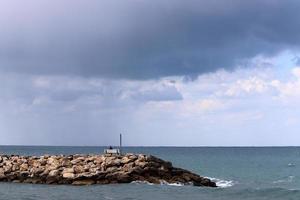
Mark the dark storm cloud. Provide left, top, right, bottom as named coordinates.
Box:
left=1, top=0, right=300, bottom=79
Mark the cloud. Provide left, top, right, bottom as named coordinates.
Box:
left=224, top=77, right=270, bottom=97
left=295, top=56, right=300, bottom=65
left=291, top=67, right=300, bottom=78
left=123, top=82, right=183, bottom=102
left=271, top=67, right=300, bottom=101
left=3, top=60, right=300, bottom=145
left=1, top=0, right=300, bottom=79
left=0, top=74, right=183, bottom=116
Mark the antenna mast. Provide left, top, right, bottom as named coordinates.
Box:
left=119, top=133, right=122, bottom=155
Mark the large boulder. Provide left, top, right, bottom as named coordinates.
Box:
left=62, top=172, right=75, bottom=179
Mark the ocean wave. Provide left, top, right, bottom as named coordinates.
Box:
left=288, top=163, right=296, bottom=167
left=132, top=178, right=234, bottom=188
left=273, top=176, right=294, bottom=184
left=160, top=180, right=186, bottom=186
left=131, top=180, right=186, bottom=187
left=131, top=180, right=155, bottom=185
left=206, top=177, right=235, bottom=188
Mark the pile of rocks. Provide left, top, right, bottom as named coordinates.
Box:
left=0, top=154, right=216, bottom=187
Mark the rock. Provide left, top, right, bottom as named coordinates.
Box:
left=128, top=154, right=138, bottom=160
left=123, top=162, right=135, bottom=172
left=72, top=179, right=95, bottom=185
left=105, top=157, right=121, bottom=168
left=47, top=157, right=57, bottom=165
left=12, top=164, right=19, bottom=172
left=72, top=155, right=85, bottom=159
left=71, top=159, right=81, bottom=165
left=94, top=158, right=103, bottom=164
left=20, top=171, right=30, bottom=177
left=0, top=153, right=216, bottom=187
left=198, top=178, right=217, bottom=187
left=128, top=166, right=143, bottom=175
left=138, top=154, right=146, bottom=161
left=88, top=167, right=97, bottom=173
left=62, top=168, right=74, bottom=174
left=0, top=169, right=5, bottom=179
left=3, top=165, right=12, bottom=173
left=62, top=172, right=75, bottom=179
left=30, top=167, right=45, bottom=176
left=145, top=176, right=160, bottom=184
left=73, top=165, right=85, bottom=174
left=135, top=160, right=147, bottom=168
left=182, top=173, right=192, bottom=181
left=48, top=170, right=60, bottom=177
left=23, top=178, right=40, bottom=184
left=105, top=171, right=132, bottom=183
left=121, top=157, right=132, bottom=164
left=61, top=158, right=72, bottom=167
left=105, top=166, right=118, bottom=173
left=20, top=163, right=28, bottom=171
left=39, top=159, right=47, bottom=166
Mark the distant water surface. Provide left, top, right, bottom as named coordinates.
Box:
left=0, top=146, right=300, bottom=200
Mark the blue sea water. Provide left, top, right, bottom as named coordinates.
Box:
left=0, top=146, right=300, bottom=200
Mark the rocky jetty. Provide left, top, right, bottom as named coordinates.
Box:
left=0, top=153, right=216, bottom=187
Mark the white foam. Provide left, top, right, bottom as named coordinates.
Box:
left=273, top=176, right=294, bottom=184
left=159, top=180, right=185, bottom=186
left=206, top=177, right=235, bottom=188
left=131, top=180, right=186, bottom=187
left=131, top=180, right=154, bottom=185
left=288, top=163, right=296, bottom=167
left=132, top=178, right=235, bottom=188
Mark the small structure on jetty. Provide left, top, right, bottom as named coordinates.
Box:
left=104, top=134, right=123, bottom=155
left=104, top=148, right=120, bottom=155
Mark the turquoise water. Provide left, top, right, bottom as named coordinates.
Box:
left=0, top=146, right=300, bottom=199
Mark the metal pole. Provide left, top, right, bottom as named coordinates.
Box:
left=119, top=133, right=122, bottom=155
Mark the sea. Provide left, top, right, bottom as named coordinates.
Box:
left=0, top=146, right=300, bottom=200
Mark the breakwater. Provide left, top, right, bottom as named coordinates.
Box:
left=0, top=153, right=216, bottom=187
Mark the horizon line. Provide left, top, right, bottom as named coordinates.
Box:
left=1, top=145, right=300, bottom=148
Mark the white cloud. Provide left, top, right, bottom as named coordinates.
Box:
left=292, top=67, right=300, bottom=78
left=180, top=99, right=226, bottom=116
left=270, top=67, right=300, bottom=101
left=224, top=77, right=269, bottom=97
left=121, top=81, right=183, bottom=102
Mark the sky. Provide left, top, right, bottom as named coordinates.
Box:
left=1, top=0, right=300, bottom=146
